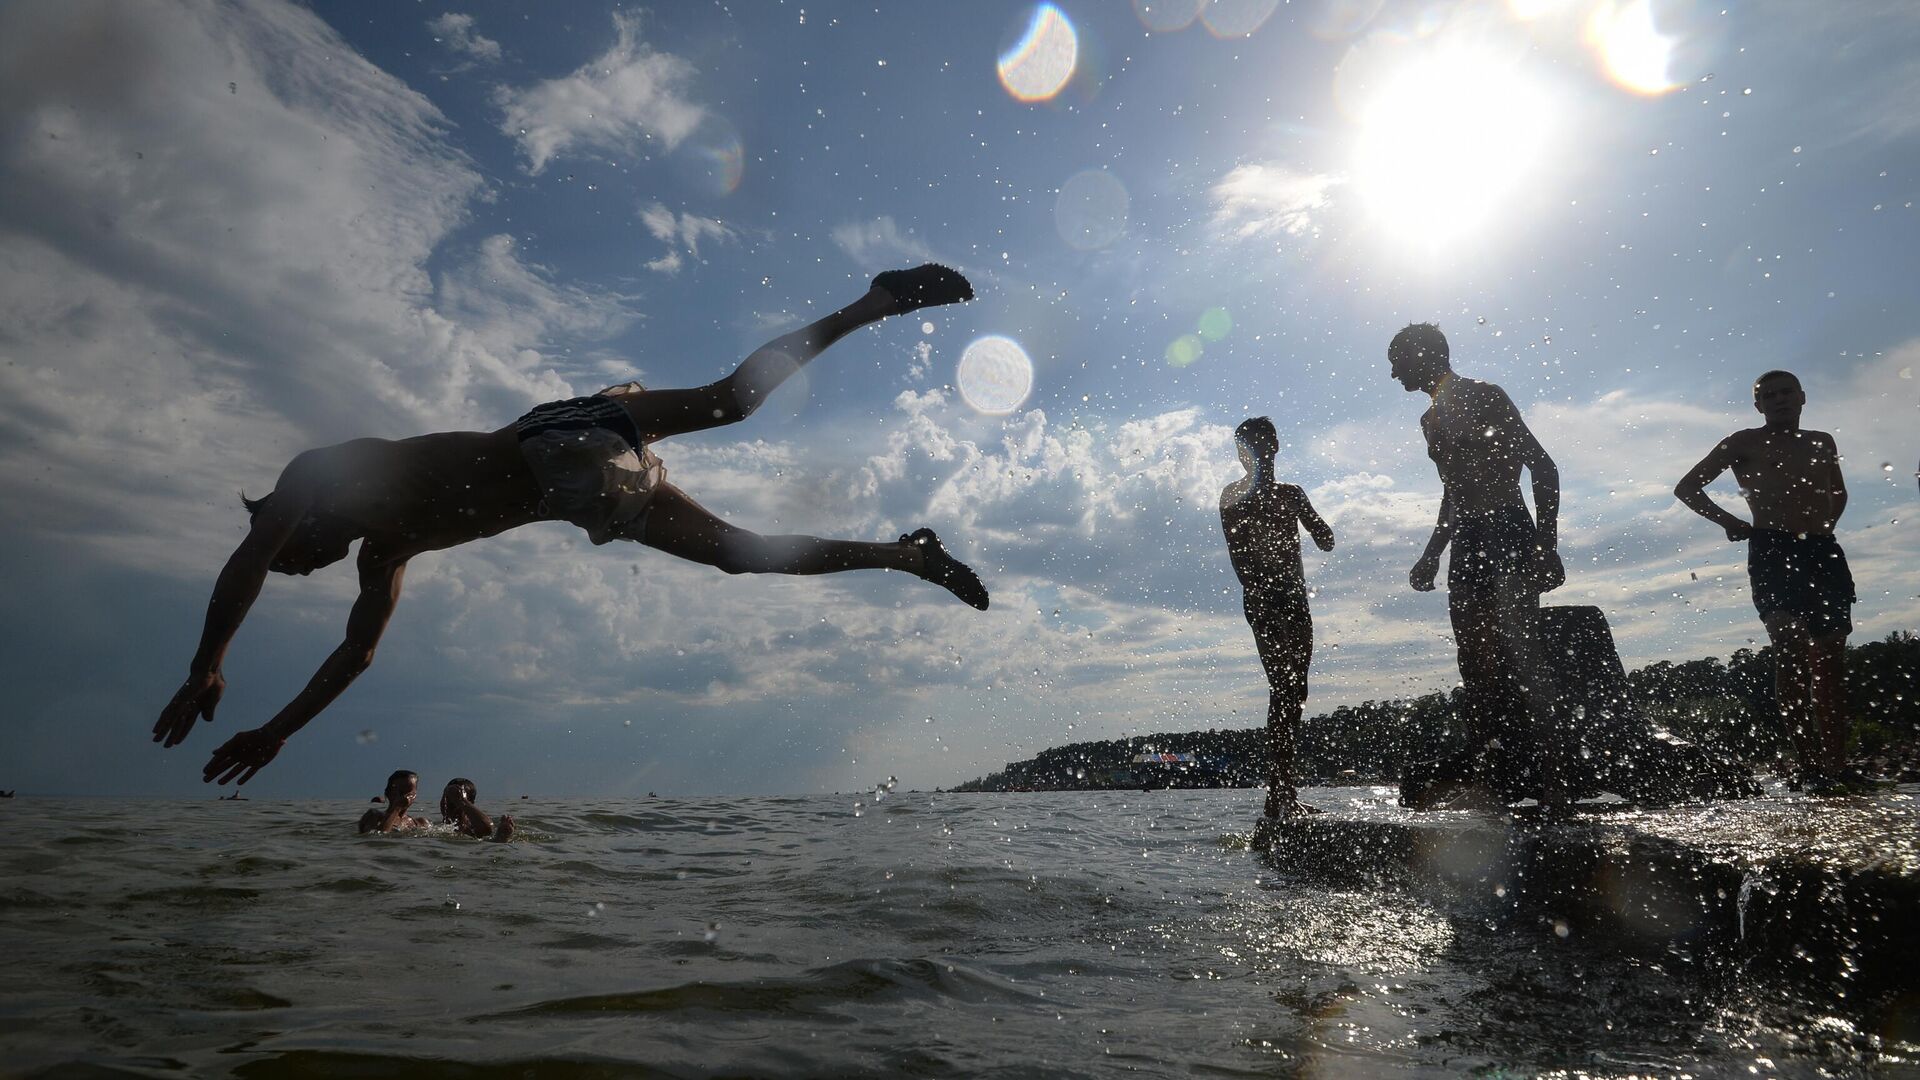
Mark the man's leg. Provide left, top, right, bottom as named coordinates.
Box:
left=1808, top=632, right=1850, bottom=776
left=1251, top=614, right=1312, bottom=816
left=1763, top=612, right=1818, bottom=778
left=628, top=483, right=987, bottom=607
left=1452, top=580, right=1546, bottom=801
left=615, top=267, right=971, bottom=443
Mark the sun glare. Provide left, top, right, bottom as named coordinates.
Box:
left=1352, top=50, right=1556, bottom=253
left=1588, top=0, right=1680, bottom=95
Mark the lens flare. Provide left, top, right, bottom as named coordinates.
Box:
left=1197, top=307, right=1233, bottom=341
left=958, top=336, right=1035, bottom=414
left=998, top=4, right=1078, bottom=103
left=1588, top=0, right=1680, bottom=95
left=1165, top=334, right=1203, bottom=368
left=673, top=114, right=745, bottom=196
left=1055, top=168, right=1131, bottom=249
left=1201, top=0, right=1283, bottom=38
left=1133, top=0, right=1204, bottom=33
left=1352, top=47, right=1556, bottom=251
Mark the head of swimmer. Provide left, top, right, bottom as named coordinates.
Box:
left=1234, top=416, right=1279, bottom=472
left=440, top=777, right=477, bottom=822
left=384, top=770, right=419, bottom=809
left=1388, top=322, right=1451, bottom=394
left=1753, top=370, right=1805, bottom=429
left=243, top=492, right=359, bottom=575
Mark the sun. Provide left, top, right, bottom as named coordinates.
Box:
left=1352, top=49, right=1558, bottom=254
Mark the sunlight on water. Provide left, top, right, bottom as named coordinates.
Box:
left=1054, top=168, right=1130, bottom=250
left=997, top=4, right=1078, bottom=103
left=1588, top=0, right=1682, bottom=96
left=958, top=335, right=1035, bottom=414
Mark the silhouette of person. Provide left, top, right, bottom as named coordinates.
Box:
left=1675, top=370, right=1857, bottom=792
left=1221, top=417, right=1335, bottom=819
left=1389, top=323, right=1566, bottom=809
left=357, top=770, right=429, bottom=833
left=155, top=266, right=986, bottom=786
left=440, top=777, right=514, bottom=841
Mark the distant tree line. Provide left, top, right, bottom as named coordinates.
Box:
left=951, top=632, right=1920, bottom=792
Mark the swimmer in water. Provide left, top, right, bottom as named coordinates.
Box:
left=440, top=777, right=514, bottom=842
left=153, top=266, right=987, bottom=787
left=357, top=770, right=429, bottom=834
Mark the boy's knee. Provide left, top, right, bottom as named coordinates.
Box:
left=713, top=533, right=767, bottom=574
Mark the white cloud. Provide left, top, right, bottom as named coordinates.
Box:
left=0, top=0, right=640, bottom=574
left=1209, top=163, right=1341, bottom=242
left=427, top=12, right=501, bottom=63
left=638, top=202, right=735, bottom=274
left=830, top=216, right=935, bottom=268
left=495, top=11, right=706, bottom=175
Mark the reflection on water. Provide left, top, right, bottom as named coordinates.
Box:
left=0, top=789, right=1913, bottom=1076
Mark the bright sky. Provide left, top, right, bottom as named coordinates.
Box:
left=2, top=0, right=1916, bottom=797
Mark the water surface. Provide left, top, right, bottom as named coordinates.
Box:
left=1, top=788, right=1911, bottom=1077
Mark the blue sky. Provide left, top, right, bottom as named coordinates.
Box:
left=1, top=0, right=1916, bottom=797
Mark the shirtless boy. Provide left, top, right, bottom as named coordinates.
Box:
left=154, top=266, right=985, bottom=786
left=357, top=770, right=429, bottom=834
left=1389, top=323, right=1566, bottom=808
left=1674, top=370, right=1856, bottom=792
left=440, top=778, right=514, bottom=842
left=1220, top=417, right=1335, bottom=819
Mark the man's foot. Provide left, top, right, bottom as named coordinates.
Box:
left=901, top=528, right=988, bottom=609
left=873, top=264, right=973, bottom=315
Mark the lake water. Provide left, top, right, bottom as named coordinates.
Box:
left=1, top=788, right=1910, bottom=1077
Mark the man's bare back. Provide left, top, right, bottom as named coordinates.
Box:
left=275, top=428, right=544, bottom=572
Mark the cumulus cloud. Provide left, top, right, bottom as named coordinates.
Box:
left=495, top=11, right=706, bottom=175
left=1209, top=163, right=1341, bottom=242
left=830, top=216, right=935, bottom=268
left=0, top=0, right=637, bottom=573
left=638, top=202, right=735, bottom=275
left=426, top=12, right=500, bottom=63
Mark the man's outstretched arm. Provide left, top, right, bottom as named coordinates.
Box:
left=153, top=490, right=309, bottom=748
left=1674, top=439, right=1751, bottom=541
left=203, top=558, right=406, bottom=785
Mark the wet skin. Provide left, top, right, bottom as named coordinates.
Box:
left=358, top=775, right=428, bottom=834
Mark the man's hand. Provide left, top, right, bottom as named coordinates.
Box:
left=1724, top=521, right=1753, bottom=543
left=1410, top=552, right=1440, bottom=592
left=154, top=671, right=226, bottom=748
left=1312, top=529, right=1335, bottom=553
left=203, top=727, right=286, bottom=786
left=1533, top=545, right=1567, bottom=592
